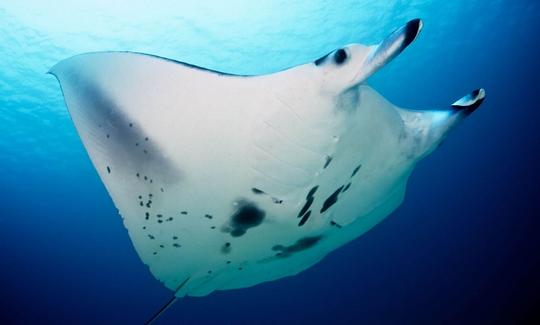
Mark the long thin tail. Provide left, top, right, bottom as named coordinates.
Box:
left=145, top=277, right=190, bottom=325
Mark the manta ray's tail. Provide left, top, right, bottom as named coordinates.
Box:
left=145, top=277, right=190, bottom=325
left=145, top=296, right=178, bottom=325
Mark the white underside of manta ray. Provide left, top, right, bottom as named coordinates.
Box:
left=50, top=18, right=485, bottom=316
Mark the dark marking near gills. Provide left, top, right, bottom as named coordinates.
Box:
left=342, top=182, right=351, bottom=193
left=298, top=210, right=312, bottom=226
left=307, top=186, right=319, bottom=198
left=330, top=221, right=342, bottom=229
left=298, top=186, right=319, bottom=218
left=272, top=197, right=283, bottom=204
left=351, top=164, right=362, bottom=177
left=227, top=200, right=265, bottom=237
left=272, top=236, right=323, bottom=258
left=321, top=186, right=344, bottom=213
left=323, top=156, right=333, bottom=169
left=251, top=187, right=282, bottom=204
left=251, top=188, right=265, bottom=195
left=106, top=166, right=111, bottom=174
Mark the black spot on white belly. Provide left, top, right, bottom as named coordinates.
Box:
left=272, top=197, right=283, bottom=204
left=298, top=210, right=312, bottom=226
left=221, top=242, right=231, bottom=254
left=227, top=200, right=265, bottom=237
left=320, top=186, right=344, bottom=213
left=251, top=188, right=265, bottom=195
left=272, top=235, right=323, bottom=258
left=330, top=221, right=342, bottom=229
left=351, top=164, right=362, bottom=177
left=323, top=156, right=333, bottom=169
left=298, top=185, right=318, bottom=218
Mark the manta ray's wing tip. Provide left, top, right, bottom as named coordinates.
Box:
left=451, top=88, right=486, bottom=114
left=47, top=60, right=65, bottom=77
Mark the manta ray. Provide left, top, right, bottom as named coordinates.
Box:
left=50, top=19, right=485, bottom=322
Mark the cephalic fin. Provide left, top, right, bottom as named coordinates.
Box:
left=356, top=18, right=423, bottom=82
left=451, top=88, right=486, bottom=115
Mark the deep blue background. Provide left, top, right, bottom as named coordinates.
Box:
left=1, top=1, right=539, bottom=324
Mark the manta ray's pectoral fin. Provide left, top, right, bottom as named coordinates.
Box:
left=354, top=18, right=423, bottom=83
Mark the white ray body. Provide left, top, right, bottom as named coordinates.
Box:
left=50, top=20, right=484, bottom=297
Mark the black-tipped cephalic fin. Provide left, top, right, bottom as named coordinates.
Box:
left=355, top=18, right=423, bottom=82
left=451, top=88, right=486, bottom=115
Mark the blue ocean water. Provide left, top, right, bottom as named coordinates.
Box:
left=1, top=0, right=539, bottom=323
